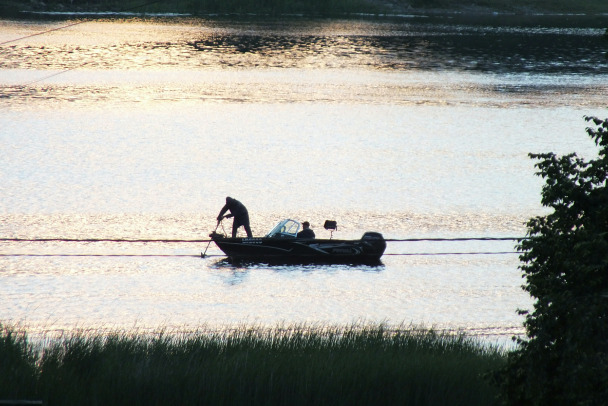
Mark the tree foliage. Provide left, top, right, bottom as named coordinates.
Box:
left=497, top=116, right=608, bottom=405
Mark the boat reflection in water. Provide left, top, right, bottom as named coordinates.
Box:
left=207, top=219, right=386, bottom=265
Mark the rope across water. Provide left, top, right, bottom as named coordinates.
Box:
left=0, top=236, right=523, bottom=257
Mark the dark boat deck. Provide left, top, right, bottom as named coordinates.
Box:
left=211, top=233, right=386, bottom=265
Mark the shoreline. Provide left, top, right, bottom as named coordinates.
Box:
left=2, top=0, right=607, bottom=19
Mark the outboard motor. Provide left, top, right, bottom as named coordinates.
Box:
left=361, top=232, right=387, bottom=255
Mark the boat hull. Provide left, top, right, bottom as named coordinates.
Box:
left=210, top=232, right=386, bottom=264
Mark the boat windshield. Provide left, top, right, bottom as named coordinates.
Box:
left=265, top=219, right=300, bottom=238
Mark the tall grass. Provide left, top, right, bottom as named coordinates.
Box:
left=1, top=322, right=506, bottom=405
left=0, top=324, right=38, bottom=399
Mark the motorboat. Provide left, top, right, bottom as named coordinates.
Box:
left=207, top=219, right=386, bottom=264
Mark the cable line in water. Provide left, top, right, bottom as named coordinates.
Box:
left=384, top=251, right=519, bottom=256
left=0, top=237, right=525, bottom=243
left=0, top=253, right=205, bottom=258
left=0, top=236, right=522, bottom=256
left=0, top=252, right=517, bottom=258
left=385, top=237, right=524, bottom=242
left=0, top=238, right=209, bottom=243
left=1, top=0, right=173, bottom=86
left=0, top=0, right=168, bottom=46
left=0, top=20, right=90, bottom=46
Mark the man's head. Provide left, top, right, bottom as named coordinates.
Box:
left=302, top=221, right=310, bottom=229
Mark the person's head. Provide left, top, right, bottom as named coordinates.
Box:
left=302, top=221, right=310, bottom=229
left=226, top=196, right=233, bottom=203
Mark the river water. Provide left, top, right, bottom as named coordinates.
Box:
left=1, top=14, right=607, bottom=344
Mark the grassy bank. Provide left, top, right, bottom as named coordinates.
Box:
left=1, top=323, right=506, bottom=405
left=2, top=0, right=607, bottom=17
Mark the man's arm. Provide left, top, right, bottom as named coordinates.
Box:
left=217, top=204, right=229, bottom=221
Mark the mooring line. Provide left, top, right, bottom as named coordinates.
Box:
left=0, top=252, right=517, bottom=258
left=0, top=237, right=524, bottom=243
left=0, top=253, right=208, bottom=258
left=0, top=0, right=169, bottom=46
left=0, top=238, right=210, bottom=243
left=1, top=0, right=172, bottom=85
left=385, top=237, right=524, bottom=242
left=21, top=66, right=80, bottom=86
left=384, top=251, right=519, bottom=256
left=0, top=236, right=523, bottom=257
left=0, top=20, right=90, bottom=46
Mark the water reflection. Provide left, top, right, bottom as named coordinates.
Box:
left=1, top=18, right=606, bottom=73
left=208, top=259, right=251, bottom=285
left=2, top=17, right=606, bottom=110
left=210, top=259, right=385, bottom=272
left=0, top=16, right=601, bottom=342
left=1, top=70, right=606, bottom=109
left=188, top=30, right=608, bottom=74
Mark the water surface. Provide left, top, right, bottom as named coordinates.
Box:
left=1, top=15, right=607, bottom=343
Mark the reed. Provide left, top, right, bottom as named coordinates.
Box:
left=0, top=324, right=38, bottom=398
left=1, top=322, right=506, bottom=405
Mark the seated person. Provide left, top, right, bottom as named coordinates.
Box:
left=297, top=221, right=315, bottom=239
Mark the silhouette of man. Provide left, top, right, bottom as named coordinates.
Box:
left=217, top=196, right=253, bottom=238
left=297, top=221, right=315, bottom=239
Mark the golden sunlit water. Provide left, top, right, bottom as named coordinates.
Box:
left=1, top=15, right=607, bottom=344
